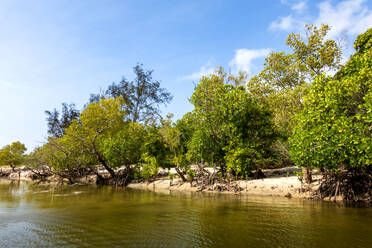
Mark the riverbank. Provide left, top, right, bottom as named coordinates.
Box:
left=127, top=175, right=321, bottom=199
left=0, top=165, right=323, bottom=200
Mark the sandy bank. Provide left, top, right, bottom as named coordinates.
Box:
left=1, top=165, right=321, bottom=199
left=128, top=175, right=321, bottom=199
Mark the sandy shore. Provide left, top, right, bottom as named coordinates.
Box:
left=1, top=165, right=321, bottom=199
left=128, top=175, right=321, bottom=199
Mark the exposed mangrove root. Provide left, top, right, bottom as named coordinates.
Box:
left=0, top=169, right=11, bottom=178
left=192, top=168, right=243, bottom=193
left=316, top=167, right=372, bottom=203
left=96, top=167, right=133, bottom=187
left=55, top=168, right=94, bottom=184
left=249, top=169, right=266, bottom=180
left=27, top=166, right=53, bottom=180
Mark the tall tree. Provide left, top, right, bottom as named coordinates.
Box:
left=289, top=28, right=372, bottom=199
left=90, top=64, right=173, bottom=123
left=248, top=24, right=342, bottom=135
left=290, top=27, right=372, bottom=171
left=45, top=103, right=80, bottom=138
left=247, top=24, right=343, bottom=182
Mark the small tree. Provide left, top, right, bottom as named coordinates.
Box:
left=0, top=141, right=27, bottom=171
left=61, top=97, right=126, bottom=180
left=189, top=71, right=278, bottom=178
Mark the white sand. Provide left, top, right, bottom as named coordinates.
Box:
left=128, top=175, right=321, bottom=199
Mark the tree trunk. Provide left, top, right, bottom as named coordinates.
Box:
left=303, top=167, right=312, bottom=184
left=91, top=168, right=105, bottom=182
left=92, top=140, right=116, bottom=179
left=175, top=166, right=187, bottom=182
left=97, top=156, right=116, bottom=178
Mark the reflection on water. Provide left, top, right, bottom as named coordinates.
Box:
left=0, top=179, right=371, bottom=248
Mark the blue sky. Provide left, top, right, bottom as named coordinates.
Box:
left=0, top=0, right=371, bottom=151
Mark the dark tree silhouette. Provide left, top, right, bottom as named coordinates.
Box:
left=45, top=103, right=80, bottom=137
left=90, top=64, right=172, bottom=123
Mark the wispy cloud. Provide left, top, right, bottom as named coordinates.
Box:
left=182, top=48, right=271, bottom=82
left=315, top=0, right=372, bottom=39
left=269, top=0, right=372, bottom=39
left=180, top=60, right=216, bottom=81
left=229, top=48, right=271, bottom=75
left=291, top=1, right=307, bottom=13
left=269, top=15, right=296, bottom=31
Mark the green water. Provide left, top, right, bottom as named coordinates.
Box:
left=0, top=180, right=371, bottom=248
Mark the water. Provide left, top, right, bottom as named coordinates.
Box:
left=0, top=180, right=371, bottom=248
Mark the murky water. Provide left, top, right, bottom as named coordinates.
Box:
left=0, top=179, right=371, bottom=248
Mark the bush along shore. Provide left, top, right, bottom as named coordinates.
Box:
left=0, top=25, right=371, bottom=204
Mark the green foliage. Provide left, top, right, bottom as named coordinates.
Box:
left=295, top=170, right=304, bottom=183
left=26, top=145, right=55, bottom=170
left=286, top=24, right=342, bottom=78
left=289, top=28, right=372, bottom=171
left=159, top=114, right=191, bottom=170
left=0, top=141, right=27, bottom=169
left=188, top=71, right=233, bottom=168
left=141, top=126, right=173, bottom=169
left=186, top=169, right=196, bottom=180
left=139, top=153, right=158, bottom=179
left=41, top=97, right=127, bottom=176
left=222, top=86, right=277, bottom=176
left=189, top=71, right=278, bottom=177
left=248, top=24, right=342, bottom=136
left=354, top=28, right=372, bottom=52
left=101, top=122, right=146, bottom=168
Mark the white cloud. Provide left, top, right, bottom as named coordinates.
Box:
left=291, top=1, right=307, bottom=13
left=315, top=0, right=372, bottom=39
left=182, top=49, right=271, bottom=81
left=270, top=0, right=372, bottom=38
left=180, top=60, right=216, bottom=80
left=270, top=1, right=308, bottom=30
left=270, top=15, right=295, bottom=31
left=229, top=48, right=271, bottom=74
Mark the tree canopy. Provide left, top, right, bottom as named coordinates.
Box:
left=0, top=141, right=27, bottom=170
left=89, top=64, right=173, bottom=123
left=247, top=24, right=342, bottom=135
left=289, top=27, right=372, bottom=171
left=188, top=71, right=278, bottom=177
left=45, top=103, right=80, bottom=138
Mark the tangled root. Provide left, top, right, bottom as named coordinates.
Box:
left=317, top=167, right=372, bottom=203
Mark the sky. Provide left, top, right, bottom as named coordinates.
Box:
left=0, top=0, right=371, bottom=151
